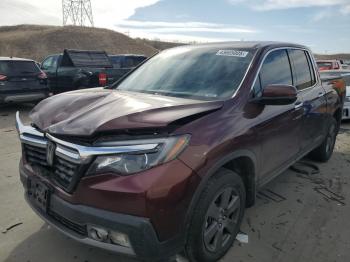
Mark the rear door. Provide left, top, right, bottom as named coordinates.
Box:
left=254, top=49, right=304, bottom=181
left=0, top=60, right=45, bottom=94
left=288, top=49, right=327, bottom=151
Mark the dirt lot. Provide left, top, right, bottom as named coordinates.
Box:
left=0, top=103, right=349, bottom=262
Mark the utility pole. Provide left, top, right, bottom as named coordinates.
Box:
left=62, top=0, right=94, bottom=27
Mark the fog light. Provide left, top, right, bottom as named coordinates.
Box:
left=109, top=231, right=131, bottom=248
left=88, top=226, right=109, bottom=242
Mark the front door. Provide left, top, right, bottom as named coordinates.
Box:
left=253, top=49, right=304, bottom=182
left=41, top=55, right=59, bottom=93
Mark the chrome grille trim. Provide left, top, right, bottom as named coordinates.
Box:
left=16, top=111, right=159, bottom=163
left=16, top=111, right=161, bottom=192
left=46, top=133, right=158, bottom=160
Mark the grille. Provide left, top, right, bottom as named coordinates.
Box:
left=24, top=144, right=48, bottom=167
left=48, top=210, right=87, bottom=236
left=53, top=156, right=80, bottom=189
left=24, top=143, right=81, bottom=191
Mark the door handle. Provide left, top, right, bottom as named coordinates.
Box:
left=294, top=102, right=304, bottom=109
left=318, top=92, right=324, bottom=98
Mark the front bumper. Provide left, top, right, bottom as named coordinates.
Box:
left=20, top=167, right=183, bottom=260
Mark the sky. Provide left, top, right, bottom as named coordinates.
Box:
left=0, top=0, right=349, bottom=54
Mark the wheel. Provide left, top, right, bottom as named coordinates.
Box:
left=309, top=118, right=338, bottom=162
left=185, top=168, right=246, bottom=262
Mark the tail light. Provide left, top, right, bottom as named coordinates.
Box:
left=99, top=72, right=107, bottom=86
left=0, top=74, right=7, bottom=81
left=38, top=71, right=47, bottom=80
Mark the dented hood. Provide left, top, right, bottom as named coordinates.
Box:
left=30, top=88, right=224, bottom=136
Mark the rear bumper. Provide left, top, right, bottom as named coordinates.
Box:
left=20, top=166, right=184, bottom=260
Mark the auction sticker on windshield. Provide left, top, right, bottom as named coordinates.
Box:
left=216, top=50, right=249, bottom=57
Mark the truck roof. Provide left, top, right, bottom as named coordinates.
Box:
left=0, top=57, right=34, bottom=62
left=317, top=59, right=340, bottom=62
left=173, top=41, right=308, bottom=51
left=109, top=54, right=147, bottom=57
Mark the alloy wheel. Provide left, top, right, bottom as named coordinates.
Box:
left=203, top=187, right=240, bottom=253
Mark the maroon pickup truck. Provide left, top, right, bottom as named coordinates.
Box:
left=16, top=42, right=343, bottom=262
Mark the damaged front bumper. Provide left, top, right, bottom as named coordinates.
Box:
left=19, top=165, right=182, bottom=260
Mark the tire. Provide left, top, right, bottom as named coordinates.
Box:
left=185, top=168, right=246, bottom=262
left=309, top=118, right=338, bottom=162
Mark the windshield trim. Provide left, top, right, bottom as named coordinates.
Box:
left=230, top=48, right=258, bottom=99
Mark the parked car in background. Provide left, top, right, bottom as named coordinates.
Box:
left=41, top=49, right=124, bottom=94
left=316, top=59, right=343, bottom=71
left=109, top=54, right=147, bottom=69
left=344, top=85, right=350, bottom=120
left=17, top=42, right=343, bottom=262
left=319, top=70, right=350, bottom=120
left=0, top=57, right=49, bottom=104
left=108, top=54, right=148, bottom=83
left=339, top=60, right=350, bottom=70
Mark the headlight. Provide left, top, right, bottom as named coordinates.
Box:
left=86, top=135, right=190, bottom=176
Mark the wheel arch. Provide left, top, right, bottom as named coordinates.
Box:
left=184, top=150, right=257, bottom=232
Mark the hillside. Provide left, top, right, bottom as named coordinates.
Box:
left=135, top=38, right=186, bottom=50
left=0, top=25, right=158, bottom=62
left=314, top=53, right=350, bottom=61
left=1, top=25, right=348, bottom=63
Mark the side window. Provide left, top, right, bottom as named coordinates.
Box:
left=52, top=56, right=59, bottom=68
left=252, top=74, right=262, bottom=97
left=305, top=51, right=316, bottom=86
left=288, top=49, right=313, bottom=90
left=124, top=58, right=135, bottom=68
left=260, top=49, right=293, bottom=88
left=41, top=56, right=54, bottom=70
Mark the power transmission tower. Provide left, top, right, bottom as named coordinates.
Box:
left=62, top=0, right=94, bottom=27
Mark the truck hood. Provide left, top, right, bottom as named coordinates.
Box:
left=30, top=88, right=224, bottom=136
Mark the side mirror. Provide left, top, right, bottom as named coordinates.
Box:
left=254, top=84, right=298, bottom=105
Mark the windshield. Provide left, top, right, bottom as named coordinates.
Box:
left=115, top=46, right=255, bottom=100
left=0, top=61, right=40, bottom=76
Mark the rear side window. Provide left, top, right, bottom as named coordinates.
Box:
left=305, top=52, right=316, bottom=85
left=124, top=57, right=135, bottom=68
left=288, top=49, right=314, bottom=90
left=42, top=56, right=54, bottom=69
left=260, top=49, right=293, bottom=88
left=0, top=61, right=40, bottom=76
left=110, top=56, right=122, bottom=68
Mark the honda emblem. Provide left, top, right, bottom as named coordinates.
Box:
left=46, top=141, right=56, bottom=166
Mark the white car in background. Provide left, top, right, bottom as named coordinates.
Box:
left=344, top=84, right=350, bottom=120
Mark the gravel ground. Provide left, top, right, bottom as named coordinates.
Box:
left=0, top=103, right=349, bottom=262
